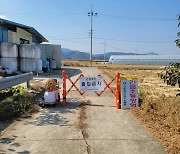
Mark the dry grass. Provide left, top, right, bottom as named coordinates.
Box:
left=62, top=60, right=90, bottom=67
left=131, top=94, right=180, bottom=154
left=62, top=60, right=113, bottom=67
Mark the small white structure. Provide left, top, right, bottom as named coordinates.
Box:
left=44, top=91, right=56, bottom=103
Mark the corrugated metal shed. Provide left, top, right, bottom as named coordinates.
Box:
left=109, top=55, right=180, bottom=65
left=0, top=18, right=48, bottom=43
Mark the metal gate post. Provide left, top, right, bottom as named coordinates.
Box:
left=62, top=70, right=67, bottom=106
left=115, top=72, right=121, bottom=109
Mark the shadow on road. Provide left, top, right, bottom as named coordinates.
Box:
left=0, top=135, right=30, bottom=154
left=0, top=122, right=13, bottom=134
left=24, top=97, right=82, bottom=127
left=0, top=97, right=83, bottom=154
left=33, top=67, right=82, bottom=79
left=63, top=67, right=82, bottom=78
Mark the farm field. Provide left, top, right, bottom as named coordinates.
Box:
left=62, top=60, right=180, bottom=154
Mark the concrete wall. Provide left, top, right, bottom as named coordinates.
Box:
left=36, top=44, right=61, bottom=69
left=8, top=27, right=33, bottom=44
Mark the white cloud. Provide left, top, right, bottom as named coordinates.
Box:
left=0, top=15, right=8, bottom=20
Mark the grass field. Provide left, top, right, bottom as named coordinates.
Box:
left=62, top=60, right=180, bottom=154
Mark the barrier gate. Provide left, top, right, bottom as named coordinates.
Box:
left=62, top=70, right=121, bottom=109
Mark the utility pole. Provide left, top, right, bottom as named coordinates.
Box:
left=134, top=49, right=138, bottom=55
left=103, top=42, right=106, bottom=64
left=88, top=6, right=97, bottom=67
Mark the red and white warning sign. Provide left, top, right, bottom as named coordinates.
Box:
left=121, top=77, right=138, bottom=109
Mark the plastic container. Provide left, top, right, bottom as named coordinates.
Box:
left=42, top=60, right=49, bottom=72
left=35, top=47, right=41, bottom=59
left=36, top=59, right=42, bottom=73
left=40, top=49, right=46, bottom=60
left=0, top=42, right=18, bottom=58
left=1, top=57, right=18, bottom=73
left=44, top=91, right=56, bottom=103
left=20, top=58, right=36, bottom=72
left=50, top=60, right=57, bottom=69
left=19, top=44, right=35, bottom=58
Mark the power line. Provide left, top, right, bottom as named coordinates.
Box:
left=106, top=44, right=156, bottom=54
left=79, top=0, right=88, bottom=13
left=49, top=0, right=82, bottom=27
left=106, top=44, right=134, bottom=52
left=99, top=13, right=176, bottom=21
left=0, top=12, right=84, bottom=16
left=1, top=10, right=176, bottom=22
left=90, top=4, right=162, bottom=11
left=57, top=0, right=82, bottom=26
left=95, top=30, right=175, bottom=39
left=93, top=37, right=174, bottom=44
left=46, top=32, right=88, bottom=38
left=47, top=37, right=90, bottom=44
left=46, top=34, right=89, bottom=40
left=44, top=33, right=98, bottom=45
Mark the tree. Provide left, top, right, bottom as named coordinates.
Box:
left=175, top=14, right=180, bottom=47
left=159, top=63, right=180, bottom=88
left=159, top=15, right=180, bottom=91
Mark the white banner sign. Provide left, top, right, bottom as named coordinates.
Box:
left=80, top=76, right=104, bottom=92
left=121, top=79, right=138, bottom=109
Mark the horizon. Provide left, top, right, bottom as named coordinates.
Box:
left=0, top=0, right=180, bottom=55
left=61, top=48, right=169, bottom=55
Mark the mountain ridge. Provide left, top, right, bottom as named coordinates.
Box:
left=62, top=48, right=158, bottom=60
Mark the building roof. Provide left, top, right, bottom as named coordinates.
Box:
left=109, top=55, right=180, bottom=65
left=109, top=55, right=180, bottom=60
left=0, top=18, right=48, bottom=43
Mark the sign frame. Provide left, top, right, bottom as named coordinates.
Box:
left=121, top=77, right=138, bottom=109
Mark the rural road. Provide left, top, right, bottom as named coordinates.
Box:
left=0, top=67, right=166, bottom=154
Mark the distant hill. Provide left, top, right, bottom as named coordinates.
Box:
left=145, top=52, right=158, bottom=55
left=62, top=48, right=89, bottom=60
left=61, top=48, right=158, bottom=60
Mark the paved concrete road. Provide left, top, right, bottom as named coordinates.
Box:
left=0, top=67, right=166, bottom=154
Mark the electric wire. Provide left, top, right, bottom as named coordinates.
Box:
left=46, top=34, right=90, bottom=44
left=54, top=0, right=82, bottom=26
left=93, top=37, right=174, bottom=44
left=49, top=0, right=82, bottom=27
left=99, top=13, right=176, bottom=21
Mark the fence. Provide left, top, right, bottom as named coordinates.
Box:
left=62, top=70, right=121, bottom=109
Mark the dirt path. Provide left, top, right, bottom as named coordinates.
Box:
left=0, top=67, right=165, bottom=154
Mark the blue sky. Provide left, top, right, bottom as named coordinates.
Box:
left=0, top=0, right=180, bottom=55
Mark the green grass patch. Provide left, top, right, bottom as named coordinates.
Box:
left=0, top=86, right=38, bottom=122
